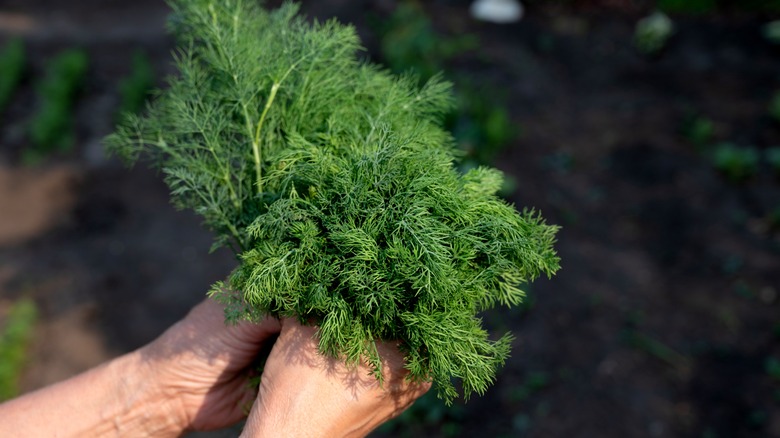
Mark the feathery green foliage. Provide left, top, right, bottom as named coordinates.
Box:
left=105, top=0, right=559, bottom=404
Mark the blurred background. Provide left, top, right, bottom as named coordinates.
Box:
left=1, top=0, right=779, bottom=436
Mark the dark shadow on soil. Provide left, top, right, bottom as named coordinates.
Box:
left=1, top=1, right=779, bottom=437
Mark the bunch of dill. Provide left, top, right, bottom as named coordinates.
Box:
left=105, top=0, right=559, bottom=403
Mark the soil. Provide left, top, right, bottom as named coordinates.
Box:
left=1, top=1, right=779, bottom=437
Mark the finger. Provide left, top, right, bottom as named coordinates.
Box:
left=277, top=318, right=426, bottom=397
left=196, top=298, right=282, bottom=343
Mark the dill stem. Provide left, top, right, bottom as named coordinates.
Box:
left=226, top=221, right=245, bottom=252
left=224, top=173, right=240, bottom=209
left=253, top=82, right=280, bottom=194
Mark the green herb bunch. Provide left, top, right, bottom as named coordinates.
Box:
left=106, top=0, right=559, bottom=404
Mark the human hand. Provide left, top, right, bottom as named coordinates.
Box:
left=0, top=298, right=281, bottom=437
left=139, top=298, right=281, bottom=432
left=241, top=318, right=431, bottom=438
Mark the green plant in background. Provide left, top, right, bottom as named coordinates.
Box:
left=766, top=147, right=780, bottom=176
left=509, top=371, right=550, bottom=402
left=377, top=2, right=516, bottom=171
left=378, top=1, right=477, bottom=83
left=453, top=87, right=516, bottom=167
left=635, top=11, right=674, bottom=54
left=682, top=114, right=714, bottom=150
left=657, top=0, right=716, bottom=14
left=0, top=38, right=26, bottom=113
left=764, top=20, right=780, bottom=44
left=116, top=51, right=155, bottom=119
left=711, top=143, right=759, bottom=183
left=0, top=299, right=38, bottom=401
left=769, top=92, right=780, bottom=123
left=768, top=207, right=780, bottom=232
left=106, top=0, right=559, bottom=404
left=766, top=357, right=780, bottom=381
left=624, top=330, right=690, bottom=372
left=25, top=49, right=88, bottom=163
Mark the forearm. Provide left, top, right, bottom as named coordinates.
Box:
left=0, top=350, right=185, bottom=437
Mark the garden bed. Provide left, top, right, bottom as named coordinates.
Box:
left=0, top=1, right=778, bottom=436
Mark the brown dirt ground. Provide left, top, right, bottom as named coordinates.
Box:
left=1, top=1, right=779, bottom=437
